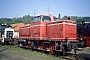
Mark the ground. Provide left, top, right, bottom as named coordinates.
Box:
left=0, top=47, right=34, bottom=60
left=0, top=45, right=90, bottom=60
left=0, top=45, right=62, bottom=60
left=76, top=48, right=90, bottom=59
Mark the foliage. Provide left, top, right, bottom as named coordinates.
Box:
left=0, top=14, right=90, bottom=25
left=0, top=15, right=34, bottom=25
left=61, top=15, right=90, bottom=23
left=58, top=13, right=61, bottom=19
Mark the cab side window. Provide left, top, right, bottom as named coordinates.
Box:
left=85, top=23, right=90, bottom=29
left=33, top=16, right=41, bottom=22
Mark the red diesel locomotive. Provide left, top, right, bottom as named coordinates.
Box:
left=18, top=14, right=83, bottom=55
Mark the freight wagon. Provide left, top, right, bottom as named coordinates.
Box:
left=18, top=14, right=83, bottom=55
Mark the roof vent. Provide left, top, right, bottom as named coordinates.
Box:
left=68, top=16, right=70, bottom=20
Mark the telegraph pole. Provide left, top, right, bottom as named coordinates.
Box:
left=0, top=16, right=1, bottom=24
left=46, top=5, right=51, bottom=14
left=28, top=13, right=30, bottom=24
left=16, top=14, right=19, bottom=18
left=28, top=13, right=30, bottom=16
left=33, top=10, right=37, bottom=16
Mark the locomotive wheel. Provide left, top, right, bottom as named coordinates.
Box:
left=18, top=43, right=22, bottom=47
left=40, top=42, right=44, bottom=50
left=49, top=46, right=54, bottom=55
left=62, top=46, right=65, bottom=56
left=28, top=43, right=31, bottom=49
left=49, top=43, right=55, bottom=55
left=74, top=46, right=77, bottom=55
left=68, top=45, right=72, bottom=51
left=81, top=41, right=85, bottom=48
left=31, top=41, right=34, bottom=49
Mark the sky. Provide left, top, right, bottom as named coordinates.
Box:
left=0, top=0, right=90, bottom=18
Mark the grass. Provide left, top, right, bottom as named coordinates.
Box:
left=0, top=57, right=2, bottom=60
left=0, top=45, right=61, bottom=60
left=0, top=45, right=75, bottom=60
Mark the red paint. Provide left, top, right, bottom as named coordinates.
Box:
left=47, top=20, right=77, bottom=41
left=19, top=24, right=31, bottom=39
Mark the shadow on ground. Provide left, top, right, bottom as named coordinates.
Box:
left=0, top=45, right=11, bottom=52
left=77, top=53, right=90, bottom=60
left=0, top=48, right=9, bottom=52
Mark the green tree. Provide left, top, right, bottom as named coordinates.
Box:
left=58, top=13, right=61, bottom=19
left=62, top=15, right=68, bottom=20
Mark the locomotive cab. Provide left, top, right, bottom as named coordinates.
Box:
left=0, top=24, right=14, bottom=44
left=32, top=14, right=54, bottom=22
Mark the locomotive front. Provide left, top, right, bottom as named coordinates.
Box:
left=0, top=24, right=14, bottom=44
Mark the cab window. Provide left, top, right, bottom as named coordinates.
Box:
left=42, top=16, right=51, bottom=22
left=85, top=23, right=90, bottom=29
left=54, top=18, right=58, bottom=21
left=33, top=16, right=41, bottom=22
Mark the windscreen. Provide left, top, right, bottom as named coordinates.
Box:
left=42, top=16, right=51, bottom=22
left=6, top=31, right=13, bottom=38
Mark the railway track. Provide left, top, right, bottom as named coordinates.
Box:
left=17, top=45, right=90, bottom=60
left=23, top=46, right=90, bottom=60
left=0, top=45, right=90, bottom=60
left=60, top=54, right=89, bottom=60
